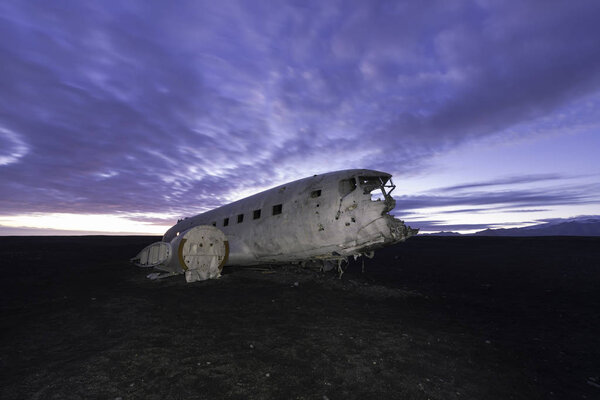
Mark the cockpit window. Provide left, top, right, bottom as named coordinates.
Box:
left=359, top=176, right=386, bottom=193
left=358, top=175, right=396, bottom=211
left=338, top=178, right=357, bottom=196
left=358, top=176, right=394, bottom=195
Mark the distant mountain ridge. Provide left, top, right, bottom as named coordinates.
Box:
left=427, top=231, right=462, bottom=236
left=428, top=216, right=600, bottom=236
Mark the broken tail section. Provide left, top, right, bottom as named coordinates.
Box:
left=130, top=225, right=229, bottom=282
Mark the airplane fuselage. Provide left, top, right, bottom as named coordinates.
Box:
left=162, top=169, right=416, bottom=266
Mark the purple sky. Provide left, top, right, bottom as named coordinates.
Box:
left=1, top=0, right=599, bottom=235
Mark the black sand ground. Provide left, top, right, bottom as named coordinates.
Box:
left=1, top=236, right=599, bottom=399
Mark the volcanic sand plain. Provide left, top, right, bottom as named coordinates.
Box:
left=1, top=236, right=599, bottom=399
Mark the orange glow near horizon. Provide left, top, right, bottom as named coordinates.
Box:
left=0, top=213, right=172, bottom=235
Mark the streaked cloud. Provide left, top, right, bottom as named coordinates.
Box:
left=432, top=174, right=566, bottom=192
left=0, top=126, right=29, bottom=166
left=396, top=186, right=598, bottom=212
left=0, top=1, right=599, bottom=233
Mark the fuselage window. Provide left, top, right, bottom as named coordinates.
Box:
left=311, top=189, right=321, bottom=198
left=338, top=178, right=357, bottom=196
left=253, top=209, right=261, bottom=219
left=272, top=204, right=282, bottom=215
left=223, top=218, right=229, bottom=226
left=237, top=214, right=244, bottom=223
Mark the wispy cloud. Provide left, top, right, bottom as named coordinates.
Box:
left=432, top=174, right=565, bottom=192
left=0, top=1, right=599, bottom=226
left=396, top=186, right=598, bottom=212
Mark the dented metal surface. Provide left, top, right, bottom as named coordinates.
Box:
left=132, top=169, right=417, bottom=281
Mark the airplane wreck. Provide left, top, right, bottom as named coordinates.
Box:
left=131, top=169, right=418, bottom=282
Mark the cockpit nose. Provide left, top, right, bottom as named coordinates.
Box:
left=357, top=175, right=397, bottom=213
left=384, top=195, right=396, bottom=213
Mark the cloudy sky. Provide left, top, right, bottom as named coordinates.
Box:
left=1, top=0, right=599, bottom=235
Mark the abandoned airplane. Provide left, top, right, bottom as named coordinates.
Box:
left=131, top=169, right=418, bottom=282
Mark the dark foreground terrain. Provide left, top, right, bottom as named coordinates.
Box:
left=1, top=236, right=599, bottom=399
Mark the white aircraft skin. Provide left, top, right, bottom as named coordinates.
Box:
left=166, top=169, right=415, bottom=264
left=132, top=169, right=417, bottom=281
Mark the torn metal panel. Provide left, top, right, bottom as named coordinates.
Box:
left=131, top=241, right=171, bottom=268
